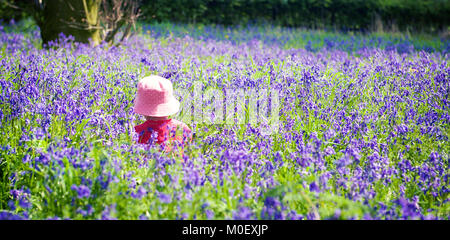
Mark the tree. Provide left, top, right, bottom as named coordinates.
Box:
left=32, top=0, right=101, bottom=45
left=31, top=0, right=140, bottom=47
left=98, top=0, right=140, bottom=45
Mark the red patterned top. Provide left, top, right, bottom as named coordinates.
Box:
left=134, top=119, right=192, bottom=152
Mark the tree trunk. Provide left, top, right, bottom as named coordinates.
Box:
left=39, top=0, right=101, bottom=46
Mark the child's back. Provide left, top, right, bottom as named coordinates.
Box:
left=135, top=118, right=191, bottom=151
left=133, top=75, right=192, bottom=152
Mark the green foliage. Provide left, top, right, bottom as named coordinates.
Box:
left=0, top=0, right=29, bottom=22
left=139, top=0, right=449, bottom=33
left=1, top=1, right=448, bottom=33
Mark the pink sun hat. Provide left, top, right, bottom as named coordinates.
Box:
left=133, top=75, right=180, bottom=117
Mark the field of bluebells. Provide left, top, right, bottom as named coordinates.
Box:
left=0, top=19, right=449, bottom=220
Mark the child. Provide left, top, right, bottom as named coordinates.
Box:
left=133, top=75, right=192, bottom=153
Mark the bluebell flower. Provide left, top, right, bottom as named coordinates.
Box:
left=309, top=181, right=320, bottom=193
left=101, top=204, right=117, bottom=220
left=0, top=211, right=24, bottom=220
left=158, top=192, right=172, bottom=204
left=19, top=198, right=31, bottom=209
left=131, top=186, right=147, bottom=199
left=71, top=184, right=91, bottom=199
left=139, top=215, right=148, bottom=220
left=8, top=200, right=16, bottom=211
left=233, top=206, right=256, bottom=220
left=205, top=210, right=214, bottom=219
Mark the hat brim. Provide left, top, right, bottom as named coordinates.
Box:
left=134, top=97, right=180, bottom=117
